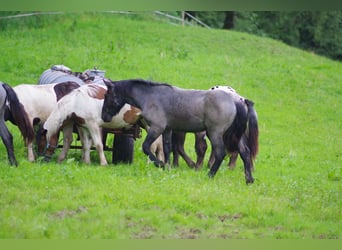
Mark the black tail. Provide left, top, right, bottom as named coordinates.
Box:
left=223, top=99, right=259, bottom=160
left=2, top=83, right=34, bottom=145
left=245, top=99, right=259, bottom=160
left=223, top=101, right=248, bottom=153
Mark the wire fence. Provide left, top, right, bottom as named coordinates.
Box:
left=0, top=11, right=210, bottom=28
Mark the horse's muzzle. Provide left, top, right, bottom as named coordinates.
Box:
left=102, top=113, right=112, bottom=122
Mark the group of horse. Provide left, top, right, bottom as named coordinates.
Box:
left=0, top=65, right=259, bottom=184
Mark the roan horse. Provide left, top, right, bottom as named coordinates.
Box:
left=43, top=83, right=164, bottom=165
left=1, top=82, right=33, bottom=166
left=101, top=79, right=259, bottom=184
left=172, top=85, right=257, bottom=170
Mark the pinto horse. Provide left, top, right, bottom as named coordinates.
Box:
left=101, top=79, right=259, bottom=184
left=8, top=82, right=80, bottom=161
left=1, top=82, right=34, bottom=166
left=43, top=83, right=164, bottom=165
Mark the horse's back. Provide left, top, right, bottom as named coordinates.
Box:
left=13, top=83, right=59, bottom=122
left=14, top=83, right=57, bottom=101
left=155, top=87, right=236, bottom=132
left=53, top=84, right=105, bottom=121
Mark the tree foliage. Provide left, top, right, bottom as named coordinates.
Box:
left=188, top=11, right=342, bottom=61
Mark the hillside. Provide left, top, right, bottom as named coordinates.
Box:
left=0, top=12, right=341, bottom=239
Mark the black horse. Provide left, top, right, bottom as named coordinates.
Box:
left=101, top=79, right=258, bottom=184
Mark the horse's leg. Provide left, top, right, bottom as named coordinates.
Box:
left=102, top=130, right=108, bottom=150
left=78, top=127, right=92, bottom=164
left=171, top=132, right=181, bottom=167
left=194, top=131, right=207, bottom=169
left=151, top=135, right=164, bottom=163
left=57, top=124, right=73, bottom=163
left=162, top=129, right=172, bottom=166
left=36, top=124, right=46, bottom=156
left=0, top=120, right=17, bottom=166
left=142, top=127, right=164, bottom=168
left=27, top=141, right=35, bottom=162
left=207, top=150, right=215, bottom=169
left=228, top=152, right=238, bottom=169
left=238, top=140, right=254, bottom=184
left=87, top=124, right=108, bottom=166
left=207, top=133, right=226, bottom=178
left=172, top=132, right=196, bottom=168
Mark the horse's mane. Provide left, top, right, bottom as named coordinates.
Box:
left=117, top=79, right=173, bottom=89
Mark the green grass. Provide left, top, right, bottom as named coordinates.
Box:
left=0, top=12, right=341, bottom=239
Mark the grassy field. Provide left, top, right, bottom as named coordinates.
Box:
left=0, top=12, right=341, bottom=239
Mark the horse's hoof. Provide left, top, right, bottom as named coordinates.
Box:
left=246, top=178, right=254, bottom=185
left=208, top=172, right=215, bottom=178
left=154, top=160, right=164, bottom=168
left=10, top=159, right=18, bottom=167
left=188, top=162, right=196, bottom=169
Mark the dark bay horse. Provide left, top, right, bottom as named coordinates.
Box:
left=1, top=82, right=34, bottom=166
left=101, top=79, right=259, bottom=184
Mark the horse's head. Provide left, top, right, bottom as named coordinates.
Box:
left=102, top=80, right=125, bottom=122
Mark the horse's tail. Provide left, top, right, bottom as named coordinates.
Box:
left=2, top=83, right=34, bottom=145
left=223, top=101, right=248, bottom=153
left=245, top=99, right=259, bottom=160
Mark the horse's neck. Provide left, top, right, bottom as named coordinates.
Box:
left=127, top=83, right=165, bottom=109
left=119, top=84, right=143, bottom=109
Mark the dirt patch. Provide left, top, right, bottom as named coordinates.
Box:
left=52, top=206, right=87, bottom=219
left=131, top=225, right=157, bottom=239
left=176, top=227, right=202, bottom=239
left=218, top=213, right=242, bottom=222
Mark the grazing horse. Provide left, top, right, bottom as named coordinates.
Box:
left=206, top=85, right=257, bottom=169
left=8, top=82, right=80, bottom=161
left=172, top=85, right=257, bottom=170
left=43, top=84, right=164, bottom=165
left=101, top=79, right=259, bottom=184
left=1, top=82, right=33, bottom=166
left=38, top=65, right=140, bottom=164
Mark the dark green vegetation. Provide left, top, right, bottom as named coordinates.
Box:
left=0, top=12, right=341, bottom=239
left=180, top=11, right=342, bottom=61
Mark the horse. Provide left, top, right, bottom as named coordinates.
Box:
left=7, top=81, right=80, bottom=161
left=1, top=82, right=34, bottom=166
left=172, top=85, right=255, bottom=170
left=38, top=65, right=140, bottom=164
left=43, top=83, right=164, bottom=165
left=101, top=79, right=259, bottom=184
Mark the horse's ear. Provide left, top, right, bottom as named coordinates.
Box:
left=103, top=79, right=113, bottom=89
